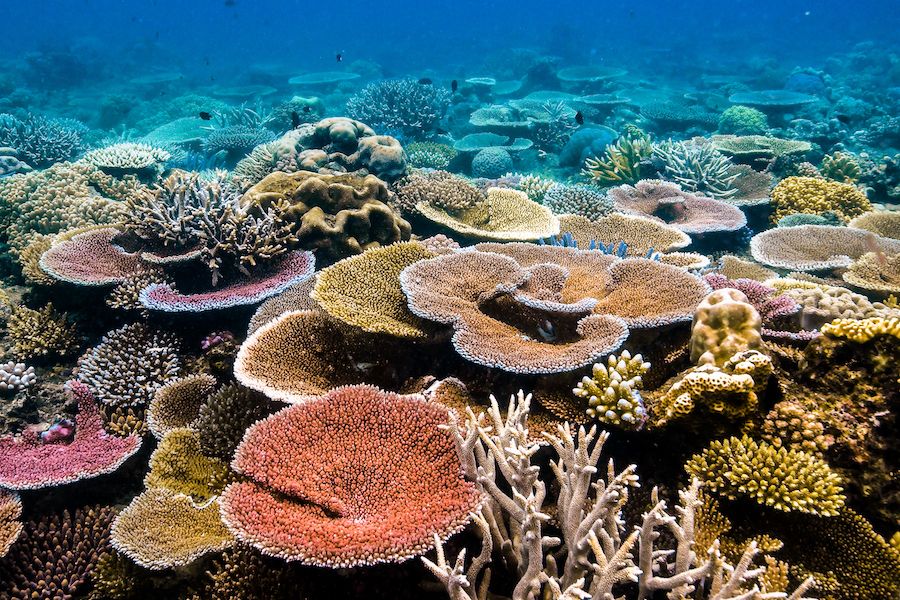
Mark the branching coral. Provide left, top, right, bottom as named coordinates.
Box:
left=77, top=323, right=182, bottom=408
left=194, top=384, right=273, bottom=461
left=345, top=79, right=450, bottom=137
left=82, top=142, right=170, bottom=175
left=393, top=170, right=485, bottom=215
left=820, top=316, right=900, bottom=342
left=718, top=105, right=769, bottom=135
left=0, top=489, right=22, bottom=557
left=146, top=375, right=217, bottom=439
left=541, top=183, right=614, bottom=220
left=0, top=113, right=83, bottom=167
left=582, top=127, right=652, bottom=186
left=652, top=140, right=739, bottom=199
left=821, top=152, right=862, bottom=184
left=405, top=141, right=457, bottom=169
left=143, top=428, right=230, bottom=501
left=574, top=350, right=649, bottom=428
left=771, top=176, right=871, bottom=224
left=685, top=435, right=845, bottom=516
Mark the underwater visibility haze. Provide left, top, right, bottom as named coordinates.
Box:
left=0, top=0, right=899, bottom=598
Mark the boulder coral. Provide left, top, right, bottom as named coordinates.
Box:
left=690, top=288, right=763, bottom=365
left=219, top=385, right=481, bottom=567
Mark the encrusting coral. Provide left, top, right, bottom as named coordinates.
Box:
left=685, top=435, right=846, bottom=516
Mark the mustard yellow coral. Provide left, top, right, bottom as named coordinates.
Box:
left=144, top=428, right=230, bottom=501
left=770, top=176, right=871, bottom=224
left=4, top=302, right=79, bottom=360
left=821, top=316, right=900, bottom=342
left=311, top=241, right=436, bottom=338
left=573, top=350, right=649, bottom=428
left=685, top=435, right=845, bottom=516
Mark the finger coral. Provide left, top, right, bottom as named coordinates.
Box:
left=771, top=176, right=871, bottom=224
left=77, top=323, right=182, bottom=408
left=219, top=385, right=480, bottom=567
left=574, top=350, right=649, bottom=428
left=685, top=435, right=845, bottom=516
left=0, top=505, right=115, bottom=600
left=111, top=488, right=234, bottom=570
left=821, top=316, right=900, bottom=342
left=311, top=241, right=436, bottom=338
left=0, top=381, right=142, bottom=489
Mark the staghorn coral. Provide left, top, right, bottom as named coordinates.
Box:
left=750, top=225, right=900, bottom=271
left=541, top=183, right=614, bottom=220
left=393, top=169, right=485, bottom=216
left=220, top=385, right=480, bottom=567
left=0, top=489, right=22, bottom=557
left=820, top=316, right=900, bottom=342
left=690, top=288, right=763, bottom=365
left=82, top=142, right=170, bottom=174
left=0, top=505, right=115, bottom=600
left=574, top=350, right=649, bottom=428
left=0, top=113, right=83, bottom=167
left=842, top=251, right=900, bottom=294
left=312, top=241, right=436, bottom=338
left=557, top=213, right=691, bottom=254
left=4, top=301, right=78, bottom=360
left=143, top=428, right=230, bottom=501
left=770, top=176, right=871, bottom=224
left=0, top=381, right=142, bottom=490
left=241, top=170, right=411, bottom=260
left=77, top=323, right=182, bottom=408
left=651, top=140, right=739, bottom=199
left=685, top=435, right=845, bottom=516
left=582, top=127, right=652, bottom=185
left=345, top=79, right=450, bottom=138
left=416, top=186, right=560, bottom=241
left=111, top=488, right=234, bottom=570
left=609, top=179, right=747, bottom=235
left=146, top=375, right=217, bottom=439
left=195, top=384, right=273, bottom=461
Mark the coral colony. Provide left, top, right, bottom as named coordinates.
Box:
left=0, top=18, right=899, bottom=600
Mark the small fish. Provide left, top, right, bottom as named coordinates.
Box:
left=451, top=79, right=458, bottom=93
left=835, top=114, right=850, bottom=124
left=575, top=111, right=584, bottom=125
left=291, top=111, right=301, bottom=129
left=418, top=77, right=433, bottom=85
left=198, top=111, right=212, bottom=120
left=536, top=320, right=557, bottom=342
left=302, top=105, right=312, bottom=113
left=335, top=52, right=342, bottom=63
left=434, top=127, right=449, bottom=135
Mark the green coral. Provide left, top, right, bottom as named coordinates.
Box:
left=685, top=435, right=846, bottom=516
left=144, top=428, right=230, bottom=501
left=582, top=126, right=652, bottom=186
left=573, top=350, right=649, bottom=428
left=717, top=105, right=769, bottom=135
left=405, top=141, right=457, bottom=170
left=821, top=152, right=862, bottom=184
left=651, top=140, right=739, bottom=200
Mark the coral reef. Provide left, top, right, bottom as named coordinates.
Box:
left=770, top=176, right=871, bottom=224
left=573, top=350, right=649, bottom=427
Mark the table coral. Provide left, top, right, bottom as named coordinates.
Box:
left=0, top=381, right=142, bottom=489
left=311, top=241, right=436, bottom=339
left=685, top=435, right=845, bottom=516
left=842, top=251, right=900, bottom=293
left=247, top=278, right=319, bottom=335
left=39, top=226, right=145, bottom=286
left=771, top=176, right=871, bottom=224
left=111, top=488, right=234, bottom=570
left=146, top=375, right=217, bottom=439
left=556, top=213, right=691, bottom=254
left=219, top=385, right=480, bottom=567
left=750, top=225, right=900, bottom=271
left=849, top=210, right=900, bottom=239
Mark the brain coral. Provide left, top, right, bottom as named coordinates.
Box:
left=471, top=147, right=513, bottom=178
left=770, top=176, right=871, bottom=224
left=219, top=385, right=480, bottom=567
left=685, top=435, right=845, bottom=516
left=241, top=170, right=412, bottom=261
left=311, top=241, right=437, bottom=339
left=750, top=225, right=900, bottom=271
left=415, top=187, right=560, bottom=241
left=609, top=179, right=747, bottom=235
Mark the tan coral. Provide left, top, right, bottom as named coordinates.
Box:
left=842, top=251, right=900, bottom=294
left=312, top=242, right=436, bottom=339
left=849, top=210, right=900, bottom=239
left=146, top=375, right=218, bottom=439
left=690, top=288, right=763, bottom=365
left=0, top=489, right=22, bottom=557
left=416, top=187, right=560, bottom=241
left=750, top=225, right=900, bottom=271
left=111, top=488, right=234, bottom=570
left=557, top=213, right=691, bottom=254
left=393, top=170, right=485, bottom=215
left=821, top=316, right=900, bottom=342
left=715, top=255, right=777, bottom=281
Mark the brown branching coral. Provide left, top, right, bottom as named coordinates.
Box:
left=393, top=170, right=485, bottom=215
left=0, top=489, right=22, bottom=558
left=4, top=301, right=78, bottom=360
left=146, top=375, right=218, bottom=439
left=195, top=384, right=274, bottom=461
